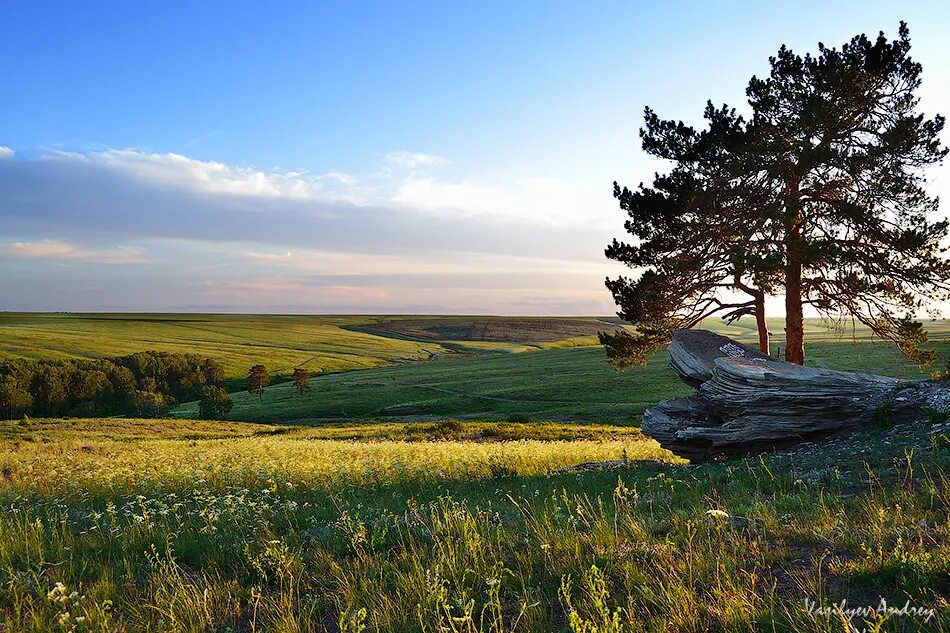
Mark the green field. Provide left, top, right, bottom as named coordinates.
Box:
left=5, top=313, right=947, bottom=382
left=0, top=313, right=625, bottom=381
left=0, top=314, right=442, bottom=379
left=1, top=314, right=949, bottom=630
left=173, top=337, right=948, bottom=424
left=2, top=312, right=946, bottom=424
left=0, top=417, right=947, bottom=631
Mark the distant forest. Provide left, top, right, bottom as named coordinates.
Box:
left=0, top=352, right=225, bottom=419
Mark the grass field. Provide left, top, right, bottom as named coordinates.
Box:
left=0, top=314, right=625, bottom=381
left=346, top=316, right=622, bottom=346
left=172, top=338, right=949, bottom=424
left=3, top=314, right=950, bottom=630
left=0, top=314, right=446, bottom=379
left=0, top=417, right=947, bottom=631
left=2, top=312, right=945, bottom=424
left=5, top=313, right=947, bottom=385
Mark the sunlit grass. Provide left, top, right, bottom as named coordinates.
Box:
left=0, top=419, right=673, bottom=498
left=0, top=418, right=947, bottom=631
left=0, top=314, right=451, bottom=379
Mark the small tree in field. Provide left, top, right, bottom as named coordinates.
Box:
left=198, top=386, right=233, bottom=420
left=247, top=365, right=269, bottom=400
left=292, top=368, right=311, bottom=395
left=603, top=23, right=950, bottom=368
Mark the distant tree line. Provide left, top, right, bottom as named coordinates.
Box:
left=0, top=351, right=227, bottom=420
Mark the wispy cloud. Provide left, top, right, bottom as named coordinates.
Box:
left=91, top=149, right=319, bottom=199
left=240, top=245, right=617, bottom=277
left=0, top=146, right=625, bottom=312
left=0, top=146, right=14, bottom=159
left=0, top=147, right=616, bottom=253
left=245, top=250, right=294, bottom=261
left=181, top=131, right=219, bottom=149
left=0, top=240, right=148, bottom=264
left=19, top=147, right=607, bottom=226
left=384, top=150, right=448, bottom=169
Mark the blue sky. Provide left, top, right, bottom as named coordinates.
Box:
left=1, top=1, right=949, bottom=314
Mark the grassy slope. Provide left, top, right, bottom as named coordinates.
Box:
left=0, top=313, right=621, bottom=379
left=3, top=312, right=946, bottom=378
left=0, top=313, right=451, bottom=379
left=0, top=417, right=947, bottom=630
left=175, top=338, right=948, bottom=423
left=3, top=311, right=945, bottom=423
left=346, top=316, right=623, bottom=343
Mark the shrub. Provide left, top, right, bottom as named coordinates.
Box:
left=198, top=386, right=233, bottom=420
left=130, top=390, right=171, bottom=418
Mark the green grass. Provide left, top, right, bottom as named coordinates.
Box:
left=0, top=314, right=627, bottom=381
left=3, top=314, right=950, bottom=630
left=3, top=312, right=947, bottom=385
left=173, top=338, right=948, bottom=423
left=0, top=417, right=947, bottom=631
left=0, top=313, right=452, bottom=379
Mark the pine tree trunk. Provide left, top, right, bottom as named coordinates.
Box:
left=754, top=292, right=769, bottom=354
left=783, top=178, right=806, bottom=365
left=785, top=264, right=805, bottom=364
left=784, top=218, right=805, bottom=365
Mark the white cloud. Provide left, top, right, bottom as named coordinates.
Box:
left=0, top=146, right=14, bottom=159
left=385, top=151, right=448, bottom=169
left=391, top=175, right=606, bottom=226
left=0, top=240, right=148, bottom=264
left=26, top=146, right=611, bottom=227
left=0, top=146, right=625, bottom=313
left=90, top=149, right=319, bottom=199
left=245, top=250, right=294, bottom=261
left=320, top=171, right=359, bottom=186
left=187, top=271, right=608, bottom=314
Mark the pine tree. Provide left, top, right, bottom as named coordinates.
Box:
left=603, top=23, right=949, bottom=367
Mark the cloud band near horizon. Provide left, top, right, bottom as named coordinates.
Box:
left=0, top=146, right=625, bottom=314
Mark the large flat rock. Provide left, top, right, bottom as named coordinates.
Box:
left=667, top=328, right=773, bottom=387
left=641, top=329, right=948, bottom=461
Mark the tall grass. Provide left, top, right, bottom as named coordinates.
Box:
left=0, top=419, right=947, bottom=630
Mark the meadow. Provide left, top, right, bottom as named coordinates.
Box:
left=1, top=314, right=949, bottom=630
left=6, top=313, right=946, bottom=385
left=0, top=417, right=947, bottom=631
left=173, top=338, right=948, bottom=424
left=0, top=314, right=451, bottom=381
left=0, top=314, right=626, bottom=383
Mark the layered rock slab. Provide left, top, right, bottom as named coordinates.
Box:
left=642, top=329, right=948, bottom=461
